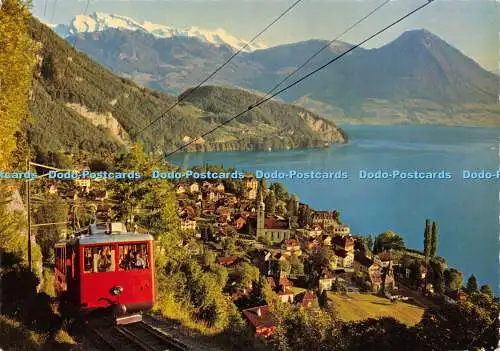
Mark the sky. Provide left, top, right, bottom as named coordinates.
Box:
left=32, top=0, right=499, bottom=71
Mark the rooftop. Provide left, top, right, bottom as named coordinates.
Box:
left=242, top=305, right=275, bottom=329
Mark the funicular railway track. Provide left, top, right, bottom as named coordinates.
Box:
left=87, top=321, right=190, bottom=351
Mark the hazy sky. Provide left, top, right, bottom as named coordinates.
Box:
left=32, top=0, right=499, bottom=71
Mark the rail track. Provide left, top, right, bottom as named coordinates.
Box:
left=86, top=321, right=190, bottom=351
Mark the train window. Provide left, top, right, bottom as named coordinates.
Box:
left=56, top=248, right=62, bottom=272
left=118, top=243, right=149, bottom=270
left=83, top=246, right=116, bottom=273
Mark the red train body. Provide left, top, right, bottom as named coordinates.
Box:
left=55, top=223, right=155, bottom=319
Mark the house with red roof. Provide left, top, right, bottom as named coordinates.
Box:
left=242, top=305, right=276, bottom=337
left=294, top=290, right=318, bottom=308
left=282, top=239, right=301, bottom=252
left=333, top=235, right=354, bottom=252
left=216, top=255, right=239, bottom=267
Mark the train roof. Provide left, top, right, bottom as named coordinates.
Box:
left=56, top=222, right=154, bottom=246
left=69, top=233, right=154, bottom=246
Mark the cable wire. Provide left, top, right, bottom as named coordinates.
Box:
left=50, top=0, right=58, bottom=22
left=132, top=0, right=305, bottom=138
left=164, top=0, right=435, bottom=158
left=262, top=0, right=390, bottom=100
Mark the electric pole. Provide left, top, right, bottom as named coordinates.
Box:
left=26, top=150, right=32, bottom=272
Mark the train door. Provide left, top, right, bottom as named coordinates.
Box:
left=65, top=243, right=80, bottom=304
left=54, top=245, right=67, bottom=294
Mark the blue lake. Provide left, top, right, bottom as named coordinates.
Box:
left=169, top=124, right=500, bottom=294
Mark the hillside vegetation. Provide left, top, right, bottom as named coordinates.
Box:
left=27, top=18, right=345, bottom=156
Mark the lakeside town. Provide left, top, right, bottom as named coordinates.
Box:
left=1, top=1, right=499, bottom=348
left=30, top=160, right=495, bottom=343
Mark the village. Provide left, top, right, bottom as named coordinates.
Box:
left=39, top=169, right=474, bottom=339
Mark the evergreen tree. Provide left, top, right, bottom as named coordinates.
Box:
left=264, top=190, right=277, bottom=215
left=430, top=221, right=438, bottom=257
left=466, top=274, right=478, bottom=293
left=480, top=284, right=494, bottom=299
left=287, top=193, right=299, bottom=217
left=423, top=219, right=431, bottom=260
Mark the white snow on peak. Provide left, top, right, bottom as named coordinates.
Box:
left=53, top=12, right=267, bottom=52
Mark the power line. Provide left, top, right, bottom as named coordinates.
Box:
left=50, top=0, right=58, bottom=22
left=132, top=0, right=305, bottom=139
left=262, top=0, right=390, bottom=100
left=164, top=0, right=435, bottom=158
left=43, top=0, right=48, bottom=17
left=40, top=0, right=92, bottom=142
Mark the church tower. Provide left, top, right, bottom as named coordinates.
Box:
left=257, top=191, right=265, bottom=238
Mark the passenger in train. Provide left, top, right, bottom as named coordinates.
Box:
left=135, top=252, right=146, bottom=269
left=97, top=250, right=111, bottom=272
left=84, top=249, right=93, bottom=271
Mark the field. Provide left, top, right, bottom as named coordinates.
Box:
left=327, top=292, right=425, bottom=326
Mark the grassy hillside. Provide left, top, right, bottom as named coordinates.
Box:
left=328, top=292, right=425, bottom=326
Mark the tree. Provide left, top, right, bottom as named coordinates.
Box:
left=408, top=261, right=423, bottom=288
left=373, top=230, right=405, bottom=254
left=222, top=237, right=237, bottom=257
left=276, top=259, right=291, bottom=276
left=444, top=268, right=463, bottom=291
left=264, top=190, right=277, bottom=215
left=430, top=221, right=438, bottom=257
left=0, top=0, right=38, bottom=170
left=366, top=234, right=374, bottom=253
left=200, top=251, right=216, bottom=267
left=423, top=219, right=431, bottom=259
left=480, top=284, right=494, bottom=300
left=289, top=254, right=304, bottom=275
left=209, top=264, right=229, bottom=288
left=318, top=290, right=329, bottom=309
left=343, top=318, right=413, bottom=350
left=312, top=247, right=335, bottom=271
left=270, top=183, right=288, bottom=202
left=429, top=258, right=445, bottom=294
left=233, top=262, right=260, bottom=289
left=269, top=303, right=343, bottom=351
left=32, top=195, right=68, bottom=263
left=466, top=274, right=478, bottom=294
left=298, top=204, right=313, bottom=228
left=416, top=301, right=497, bottom=350
left=257, top=178, right=266, bottom=202
left=287, top=194, right=299, bottom=218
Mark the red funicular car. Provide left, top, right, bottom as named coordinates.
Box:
left=55, top=222, right=155, bottom=324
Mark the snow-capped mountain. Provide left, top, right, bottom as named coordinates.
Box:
left=50, top=12, right=266, bottom=52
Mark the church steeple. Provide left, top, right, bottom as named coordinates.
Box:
left=257, top=189, right=265, bottom=236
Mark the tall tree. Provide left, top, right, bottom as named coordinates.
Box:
left=373, top=230, right=405, bottom=254
left=270, top=183, right=288, bottom=202
left=430, top=221, right=438, bottom=257
left=423, top=219, right=431, bottom=259
left=287, top=194, right=299, bottom=218
left=466, top=274, right=478, bottom=294
left=0, top=0, right=38, bottom=170
left=264, top=190, right=277, bottom=215
left=444, top=268, right=463, bottom=291
left=289, top=253, right=304, bottom=275
left=429, top=258, right=445, bottom=294
left=32, top=195, right=68, bottom=263
left=480, top=284, right=493, bottom=299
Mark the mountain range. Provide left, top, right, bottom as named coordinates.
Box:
left=47, top=12, right=266, bottom=52
left=53, top=13, right=500, bottom=127
left=27, top=17, right=345, bottom=156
